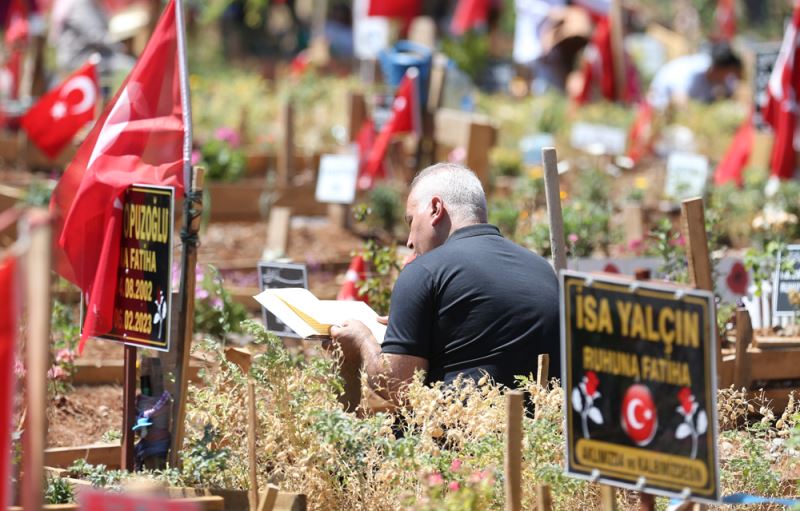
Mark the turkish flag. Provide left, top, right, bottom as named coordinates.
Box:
left=3, top=0, right=29, bottom=46
left=715, top=0, right=736, bottom=41
left=451, top=0, right=490, bottom=35
left=575, top=15, right=640, bottom=105
left=364, top=70, right=420, bottom=183
left=21, top=59, right=99, bottom=158
left=367, top=0, right=421, bottom=18
left=337, top=255, right=369, bottom=303
left=714, top=114, right=753, bottom=187
left=626, top=101, right=653, bottom=164
left=763, top=1, right=800, bottom=180
left=0, top=255, right=17, bottom=511
left=355, top=119, right=381, bottom=191
left=0, top=49, right=23, bottom=102
left=50, top=0, right=186, bottom=348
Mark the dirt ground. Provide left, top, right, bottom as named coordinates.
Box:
left=47, top=385, right=123, bottom=447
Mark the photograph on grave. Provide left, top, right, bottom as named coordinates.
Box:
left=773, top=244, right=800, bottom=317
left=561, top=270, right=719, bottom=503
left=82, top=184, right=174, bottom=351
left=257, top=261, right=309, bottom=338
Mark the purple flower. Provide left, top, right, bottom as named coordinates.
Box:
left=214, top=127, right=241, bottom=148
left=196, top=287, right=209, bottom=300
left=211, top=297, right=223, bottom=309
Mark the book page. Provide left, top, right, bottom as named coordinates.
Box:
left=319, top=300, right=387, bottom=344
left=253, top=289, right=324, bottom=338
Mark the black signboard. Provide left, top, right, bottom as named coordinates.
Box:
left=87, top=185, right=174, bottom=351
left=753, top=42, right=781, bottom=131
left=257, top=261, right=308, bottom=337
left=773, top=244, right=800, bottom=316
left=561, top=271, right=719, bottom=503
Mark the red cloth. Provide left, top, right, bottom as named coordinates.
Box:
left=0, top=256, right=16, bottom=511
left=367, top=0, right=421, bottom=19
left=4, top=0, right=28, bottom=46
left=50, top=0, right=185, bottom=349
left=626, top=101, right=653, bottom=164
left=450, top=0, right=490, bottom=35
left=0, top=49, right=23, bottom=102
left=364, top=70, right=420, bottom=180
left=763, top=1, right=800, bottom=180
left=21, top=59, right=98, bottom=158
left=337, top=255, right=368, bottom=303
left=575, top=15, right=640, bottom=105
left=714, top=114, right=753, bottom=187
left=715, top=0, right=736, bottom=41
left=355, top=119, right=381, bottom=191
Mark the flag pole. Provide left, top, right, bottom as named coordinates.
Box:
left=169, top=0, right=197, bottom=468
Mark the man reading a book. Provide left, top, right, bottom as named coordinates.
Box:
left=330, top=163, right=560, bottom=408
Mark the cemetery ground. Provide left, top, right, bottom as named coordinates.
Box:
left=7, top=73, right=800, bottom=509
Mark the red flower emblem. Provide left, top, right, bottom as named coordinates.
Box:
left=585, top=371, right=599, bottom=397
left=603, top=263, right=620, bottom=274
left=678, top=387, right=694, bottom=414
left=726, top=261, right=749, bottom=296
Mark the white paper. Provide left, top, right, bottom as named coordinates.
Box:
left=665, top=152, right=709, bottom=200
left=315, top=153, right=360, bottom=204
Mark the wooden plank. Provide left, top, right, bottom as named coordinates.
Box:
left=504, top=390, right=523, bottom=511
left=747, top=349, right=800, bottom=381
left=44, top=443, right=122, bottom=469
left=639, top=493, right=655, bottom=511
left=257, top=485, right=279, bottom=511
left=609, top=0, right=626, bottom=100
left=679, top=198, right=713, bottom=291
left=72, top=360, right=204, bottom=386
left=225, top=347, right=252, bottom=374
left=465, top=121, right=497, bottom=190
left=273, top=492, right=307, bottom=511
left=347, top=92, right=367, bottom=143
left=23, top=210, right=51, bottom=511
left=247, top=381, right=258, bottom=511
left=733, top=308, right=753, bottom=390
left=542, top=147, right=567, bottom=273
left=277, top=102, right=295, bottom=188
left=265, top=206, right=292, bottom=258
left=537, top=353, right=549, bottom=389
left=170, top=168, right=204, bottom=468
left=536, top=484, right=553, bottom=511
left=121, top=345, right=137, bottom=471
left=599, top=484, right=617, bottom=511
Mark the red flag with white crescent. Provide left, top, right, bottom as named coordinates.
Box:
left=0, top=255, right=17, bottom=510
left=50, top=0, right=187, bottom=349
left=21, top=58, right=99, bottom=158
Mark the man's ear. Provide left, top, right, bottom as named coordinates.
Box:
left=430, top=196, right=445, bottom=226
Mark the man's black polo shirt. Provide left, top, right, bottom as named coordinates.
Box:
left=382, top=223, right=561, bottom=388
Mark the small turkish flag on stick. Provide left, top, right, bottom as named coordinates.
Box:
left=337, top=255, right=369, bottom=303
left=21, top=56, right=99, bottom=158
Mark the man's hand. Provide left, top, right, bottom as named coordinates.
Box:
left=329, top=319, right=379, bottom=363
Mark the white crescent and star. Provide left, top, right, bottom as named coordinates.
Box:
left=626, top=398, right=648, bottom=430
left=50, top=75, right=97, bottom=119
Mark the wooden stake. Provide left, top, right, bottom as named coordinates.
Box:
left=542, top=147, right=567, bottom=273
left=22, top=209, right=51, bottom=511
left=169, top=167, right=205, bottom=468
left=679, top=198, right=713, bottom=292
left=536, top=353, right=549, bottom=389
left=639, top=493, right=655, bottom=511
left=347, top=92, right=367, bottom=143
left=121, top=345, right=137, bottom=471
left=504, top=390, right=523, bottom=511
left=277, top=102, right=295, bottom=188
left=536, top=484, right=552, bottom=511
left=599, top=484, right=617, bottom=511
left=733, top=307, right=753, bottom=390
left=609, top=0, right=626, bottom=101
left=247, top=380, right=258, bottom=511
left=257, top=485, right=279, bottom=511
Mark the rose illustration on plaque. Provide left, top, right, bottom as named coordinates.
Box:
left=153, top=289, right=167, bottom=339
left=573, top=371, right=604, bottom=438
left=675, top=387, right=708, bottom=459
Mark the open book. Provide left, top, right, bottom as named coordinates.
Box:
left=253, top=288, right=386, bottom=343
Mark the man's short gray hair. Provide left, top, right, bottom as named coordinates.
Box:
left=410, top=163, right=487, bottom=224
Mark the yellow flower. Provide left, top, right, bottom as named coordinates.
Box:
left=634, top=176, right=649, bottom=190
left=560, top=190, right=568, bottom=200
left=527, top=165, right=544, bottom=179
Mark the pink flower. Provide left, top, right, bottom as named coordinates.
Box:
left=450, top=459, right=462, bottom=472
left=55, top=349, right=74, bottom=364
left=568, top=233, right=579, bottom=244
left=467, top=470, right=494, bottom=485
left=678, top=387, right=694, bottom=414
left=448, top=481, right=460, bottom=492
left=427, top=472, right=444, bottom=486
left=191, top=149, right=202, bottom=165
left=670, top=234, right=686, bottom=247
left=211, top=297, right=223, bottom=309
left=14, top=360, right=25, bottom=378
left=214, top=127, right=241, bottom=148
left=585, top=371, right=599, bottom=397
left=196, top=287, right=209, bottom=300
left=627, top=238, right=644, bottom=253
left=47, top=365, right=66, bottom=380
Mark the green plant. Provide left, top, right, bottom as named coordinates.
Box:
left=194, top=264, right=248, bottom=339
left=744, top=240, right=787, bottom=298
left=489, top=147, right=523, bottom=178
left=357, top=239, right=400, bottom=316
left=368, top=185, right=404, bottom=235
left=45, top=476, right=74, bottom=504
left=441, top=30, right=489, bottom=82
left=48, top=301, right=80, bottom=395
left=646, top=218, right=688, bottom=283
left=182, top=425, right=231, bottom=487
left=200, top=127, right=245, bottom=182
left=488, top=199, right=520, bottom=238
left=25, top=181, right=55, bottom=207
left=100, top=429, right=122, bottom=443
